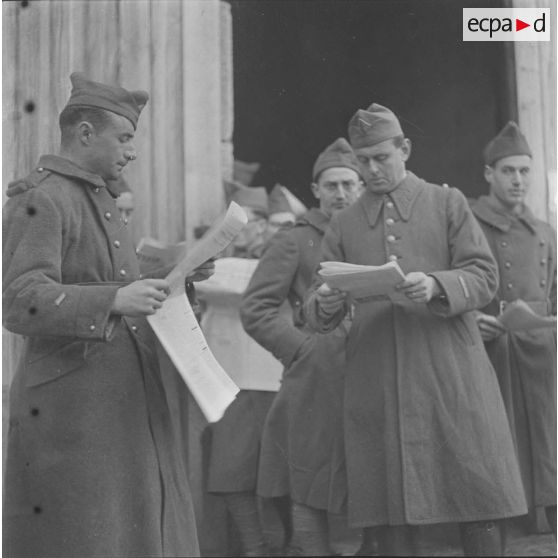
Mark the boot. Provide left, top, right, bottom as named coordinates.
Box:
left=546, top=505, right=557, bottom=537
left=290, top=501, right=333, bottom=556
left=354, top=526, right=380, bottom=556
left=459, top=520, right=503, bottom=557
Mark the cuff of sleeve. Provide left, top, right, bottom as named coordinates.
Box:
left=75, top=285, right=121, bottom=340
left=427, top=271, right=468, bottom=317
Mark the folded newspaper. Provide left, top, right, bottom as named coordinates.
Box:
left=136, top=238, right=188, bottom=275
left=147, top=202, right=248, bottom=422
left=318, top=260, right=407, bottom=301
left=499, top=299, right=557, bottom=331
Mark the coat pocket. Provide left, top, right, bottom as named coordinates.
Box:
left=25, top=339, right=86, bottom=388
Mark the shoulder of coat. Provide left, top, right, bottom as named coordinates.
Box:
left=6, top=167, right=53, bottom=198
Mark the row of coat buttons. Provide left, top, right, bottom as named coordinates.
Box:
left=506, top=279, right=547, bottom=289
left=500, top=239, right=546, bottom=247
left=385, top=199, right=398, bottom=262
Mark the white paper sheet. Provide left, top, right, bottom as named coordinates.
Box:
left=148, top=285, right=240, bottom=423
left=166, top=202, right=248, bottom=295
left=499, top=299, right=557, bottom=331
left=318, top=260, right=408, bottom=301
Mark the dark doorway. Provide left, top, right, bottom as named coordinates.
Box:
left=229, top=0, right=515, bottom=206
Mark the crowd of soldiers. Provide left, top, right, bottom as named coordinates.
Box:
left=2, top=72, right=555, bottom=558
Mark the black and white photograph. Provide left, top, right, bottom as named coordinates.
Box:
left=2, top=0, right=556, bottom=556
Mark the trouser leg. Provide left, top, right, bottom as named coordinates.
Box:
left=291, top=501, right=331, bottom=556
left=545, top=505, right=557, bottom=537
left=273, top=495, right=293, bottom=548
left=354, top=526, right=380, bottom=556
left=459, top=520, right=503, bottom=557
left=376, top=525, right=417, bottom=556
left=223, top=492, right=269, bottom=557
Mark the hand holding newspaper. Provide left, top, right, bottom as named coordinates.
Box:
left=147, top=202, right=248, bottom=422
left=318, top=260, right=408, bottom=301
left=498, top=299, right=557, bottom=331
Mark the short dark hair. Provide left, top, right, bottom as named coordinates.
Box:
left=59, top=106, right=113, bottom=142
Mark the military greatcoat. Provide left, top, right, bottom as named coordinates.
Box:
left=305, top=172, right=527, bottom=527
left=3, top=155, right=199, bottom=558
left=472, top=195, right=557, bottom=508
left=241, top=208, right=347, bottom=513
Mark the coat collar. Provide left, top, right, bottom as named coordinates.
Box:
left=359, top=171, right=423, bottom=227
left=38, top=155, right=110, bottom=191
left=296, top=207, right=330, bottom=234
left=471, top=195, right=537, bottom=234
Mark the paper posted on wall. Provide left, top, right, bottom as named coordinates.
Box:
left=147, top=202, right=248, bottom=422
left=318, top=260, right=407, bottom=301
left=499, top=299, right=557, bottom=331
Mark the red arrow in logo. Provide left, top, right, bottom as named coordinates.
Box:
left=516, top=18, right=530, bottom=31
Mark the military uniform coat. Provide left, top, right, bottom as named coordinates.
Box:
left=241, top=208, right=347, bottom=513
left=305, top=172, right=527, bottom=527
left=3, top=156, right=199, bottom=558
left=472, top=195, right=557, bottom=508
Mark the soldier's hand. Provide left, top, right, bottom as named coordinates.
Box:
left=112, top=279, right=170, bottom=316
left=316, top=283, right=347, bottom=317
left=186, top=259, right=216, bottom=282
left=475, top=312, right=506, bottom=341
left=397, top=272, right=441, bottom=303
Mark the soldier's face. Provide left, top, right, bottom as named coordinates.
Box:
left=485, top=155, right=532, bottom=210
left=87, top=113, right=137, bottom=180
left=355, top=138, right=410, bottom=194
left=311, top=167, right=362, bottom=217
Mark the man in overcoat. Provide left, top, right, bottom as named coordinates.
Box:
left=240, top=138, right=362, bottom=555
left=305, top=103, right=527, bottom=556
left=471, top=122, right=556, bottom=536
left=2, top=72, right=212, bottom=558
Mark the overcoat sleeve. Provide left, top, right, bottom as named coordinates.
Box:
left=428, top=187, right=499, bottom=317
left=304, top=215, right=348, bottom=333
left=3, top=188, right=119, bottom=339
left=240, top=228, right=309, bottom=367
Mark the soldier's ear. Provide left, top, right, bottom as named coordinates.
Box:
left=77, top=121, right=95, bottom=145
left=484, top=164, right=494, bottom=183
left=310, top=182, right=320, bottom=200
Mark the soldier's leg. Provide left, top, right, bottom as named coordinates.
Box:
left=459, top=520, right=502, bottom=557
left=290, top=501, right=331, bottom=556
left=376, top=525, right=417, bottom=556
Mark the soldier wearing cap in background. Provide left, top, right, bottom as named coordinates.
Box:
left=2, top=72, right=213, bottom=558
left=304, top=103, right=528, bottom=556
left=241, top=138, right=363, bottom=556
left=471, top=122, right=557, bottom=538
left=200, top=180, right=297, bottom=557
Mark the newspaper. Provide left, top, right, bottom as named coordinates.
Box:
left=318, top=260, right=407, bottom=301
left=499, top=299, right=557, bottom=331
left=136, top=238, right=188, bottom=275
left=147, top=203, right=248, bottom=422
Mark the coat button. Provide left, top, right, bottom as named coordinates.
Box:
left=541, top=258, right=547, bottom=265
left=30, top=408, right=39, bottom=417
left=113, top=240, right=120, bottom=248
left=387, top=235, right=396, bottom=242
left=388, top=254, right=398, bottom=262
left=541, top=279, right=547, bottom=287
left=89, top=324, right=96, bottom=331
left=123, top=218, right=129, bottom=225
left=386, top=201, right=394, bottom=209
left=93, top=187, right=100, bottom=194
left=500, top=241, right=508, bottom=247
left=131, top=325, right=138, bottom=332
left=506, top=283, right=513, bottom=290
left=37, top=167, right=44, bottom=172
left=504, top=262, right=511, bottom=269
left=386, top=218, right=395, bottom=225
left=119, top=269, right=127, bottom=277
left=104, top=212, right=112, bottom=220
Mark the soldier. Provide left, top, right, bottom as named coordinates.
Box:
left=3, top=72, right=213, bottom=558
left=304, top=103, right=528, bottom=556
left=241, top=138, right=362, bottom=555
left=471, top=122, right=556, bottom=536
